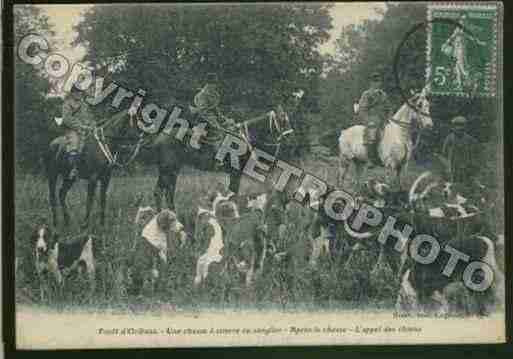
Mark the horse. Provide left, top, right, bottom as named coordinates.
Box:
left=44, top=109, right=140, bottom=228
left=150, top=105, right=295, bottom=212
left=338, top=88, right=433, bottom=191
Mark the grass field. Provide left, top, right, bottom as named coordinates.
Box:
left=14, top=145, right=503, bottom=314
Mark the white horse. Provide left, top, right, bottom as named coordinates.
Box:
left=338, top=88, right=433, bottom=190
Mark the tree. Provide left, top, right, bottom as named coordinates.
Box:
left=73, top=4, right=333, bottom=139
left=14, top=5, right=61, bottom=172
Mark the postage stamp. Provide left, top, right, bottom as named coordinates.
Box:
left=427, top=4, right=499, bottom=97
left=9, top=2, right=505, bottom=351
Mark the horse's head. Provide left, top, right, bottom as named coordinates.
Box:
left=409, top=87, right=433, bottom=130
left=268, top=104, right=294, bottom=143
left=394, top=88, right=433, bottom=131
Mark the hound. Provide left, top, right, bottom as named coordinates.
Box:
left=193, top=190, right=267, bottom=288
left=397, top=173, right=504, bottom=314
left=32, top=224, right=96, bottom=301
left=397, top=234, right=504, bottom=315
left=129, top=209, right=187, bottom=296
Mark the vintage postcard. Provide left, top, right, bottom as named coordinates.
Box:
left=11, top=2, right=505, bottom=349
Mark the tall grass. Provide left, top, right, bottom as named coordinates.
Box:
left=15, top=149, right=502, bottom=313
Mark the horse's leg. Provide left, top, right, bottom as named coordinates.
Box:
left=99, top=172, right=112, bottom=227
left=48, top=173, right=59, bottom=227
left=154, top=172, right=164, bottom=213
left=58, top=177, right=76, bottom=227
left=354, top=160, right=365, bottom=192
left=154, top=168, right=178, bottom=211
left=384, top=164, right=399, bottom=192
left=82, top=176, right=98, bottom=228
left=164, top=171, right=178, bottom=211
left=396, top=163, right=404, bottom=191
left=338, top=157, right=348, bottom=188
left=228, top=170, right=242, bottom=195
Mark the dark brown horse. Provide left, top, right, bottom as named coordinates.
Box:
left=151, top=106, right=295, bottom=211
left=44, top=109, right=139, bottom=228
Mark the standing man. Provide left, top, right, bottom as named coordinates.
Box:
left=442, top=116, right=480, bottom=185
left=356, top=71, right=392, bottom=164
left=61, top=85, right=96, bottom=179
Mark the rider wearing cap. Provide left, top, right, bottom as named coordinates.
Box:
left=442, top=116, right=480, bottom=184
left=61, top=85, right=95, bottom=179
left=191, top=73, right=236, bottom=136
left=356, top=71, right=392, bottom=163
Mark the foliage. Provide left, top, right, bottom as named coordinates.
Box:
left=14, top=5, right=61, bottom=171
left=74, top=4, right=332, bottom=128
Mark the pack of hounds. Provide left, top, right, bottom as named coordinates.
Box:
left=30, top=170, right=504, bottom=315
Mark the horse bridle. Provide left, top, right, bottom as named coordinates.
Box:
left=388, top=95, right=428, bottom=151
left=237, top=109, right=294, bottom=158
left=93, top=115, right=144, bottom=167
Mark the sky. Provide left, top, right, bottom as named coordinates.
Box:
left=320, top=2, right=386, bottom=54
left=38, top=3, right=386, bottom=65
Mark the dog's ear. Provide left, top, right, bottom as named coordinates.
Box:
left=199, top=190, right=217, bottom=209
left=157, top=210, right=177, bottom=232
left=214, top=181, right=226, bottom=194
left=133, top=192, right=145, bottom=208
left=49, top=229, right=59, bottom=246
left=208, top=190, right=219, bottom=203
left=217, top=200, right=240, bottom=219
left=30, top=228, right=39, bottom=245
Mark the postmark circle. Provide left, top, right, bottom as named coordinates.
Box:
left=393, top=18, right=485, bottom=117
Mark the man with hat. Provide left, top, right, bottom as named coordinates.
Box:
left=60, top=85, right=96, bottom=179
left=442, top=115, right=480, bottom=184
left=356, top=71, right=392, bottom=164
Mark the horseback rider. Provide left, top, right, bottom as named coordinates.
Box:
left=190, top=73, right=237, bottom=142
left=61, top=85, right=96, bottom=178
left=441, top=116, right=480, bottom=185
left=356, top=71, right=392, bottom=163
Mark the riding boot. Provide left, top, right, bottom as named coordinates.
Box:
left=67, top=150, right=80, bottom=180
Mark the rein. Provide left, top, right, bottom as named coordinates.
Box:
left=90, top=111, right=144, bottom=168
left=233, top=110, right=289, bottom=155
left=241, top=110, right=293, bottom=158
left=388, top=115, right=423, bottom=151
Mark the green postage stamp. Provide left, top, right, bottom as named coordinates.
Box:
left=427, top=3, right=499, bottom=97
